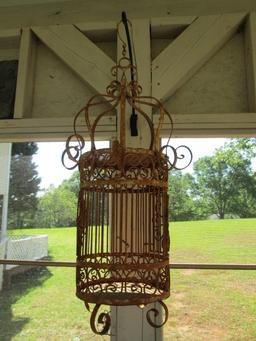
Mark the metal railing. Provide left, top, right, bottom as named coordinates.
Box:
left=0, top=259, right=255, bottom=270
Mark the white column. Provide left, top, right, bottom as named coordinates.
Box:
left=0, top=143, right=11, bottom=235
left=111, top=19, right=163, bottom=341
left=0, top=142, right=11, bottom=290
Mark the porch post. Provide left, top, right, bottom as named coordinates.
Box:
left=111, top=19, right=163, bottom=341
left=0, top=143, right=11, bottom=290
left=0, top=143, right=11, bottom=235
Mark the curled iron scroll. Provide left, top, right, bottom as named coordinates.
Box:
left=90, top=304, right=111, bottom=335
left=174, top=145, right=193, bottom=170
left=61, top=134, right=85, bottom=170
left=146, top=300, right=169, bottom=328
left=161, top=144, right=193, bottom=171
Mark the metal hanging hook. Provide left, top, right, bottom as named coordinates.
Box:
left=120, top=11, right=138, bottom=136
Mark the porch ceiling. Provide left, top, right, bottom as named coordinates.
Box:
left=0, top=0, right=256, bottom=30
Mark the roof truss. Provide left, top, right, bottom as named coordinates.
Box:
left=0, top=13, right=255, bottom=140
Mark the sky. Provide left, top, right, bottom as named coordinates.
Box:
left=33, top=138, right=228, bottom=191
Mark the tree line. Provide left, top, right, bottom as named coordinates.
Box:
left=169, top=139, right=256, bottom=221
left=7, top=139, right=256, bottom=228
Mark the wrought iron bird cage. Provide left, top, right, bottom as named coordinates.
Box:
left=62, top=14, right=192, bottom=336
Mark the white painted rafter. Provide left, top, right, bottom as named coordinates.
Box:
left=14, top=28, right=37, bottom=118
left=32, top=24, right=115, bottom=95
left=152, top=13, right=246, bottom=101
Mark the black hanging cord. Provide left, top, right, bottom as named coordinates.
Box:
left=121, top=11, right=138, bottom=136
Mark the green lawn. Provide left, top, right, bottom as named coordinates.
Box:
left=168, top=219, right=256, bottom=341
left=0, top=219, right=255, bottom=340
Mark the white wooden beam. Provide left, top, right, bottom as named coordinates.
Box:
left=0, top=115, right=254, bottom=141
left=0, top=116, right=115, bottom=132
left=115, top=18, right=152, bottom=148
left=156, top=112, right=256, bottom=137
left=153, top=112, right=256, bottom=131
left=244, top=12, right=256, bottom=112
left=117, top=28, right=152, bottom=163
left=152, top=13, right=246, bottom=101
left=32, top=25, right=115, bottom=95
left=1, top=112, right=254, bottom=142
left=132, top=19, right=152, bottom=148
left=0, top=115, right=116, bottom=142
left=154, top=112, right=256, bottom=123
left=164, top=129, right=256, bottom=138
left=14, top=28, right=37, bottom=118
left=0, top=1, right=254, bottom=30
left=0, top=28, right=20, bottom=48
left=155, top=111, right=256, bottom=135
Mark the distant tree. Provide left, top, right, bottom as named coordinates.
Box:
left=59, top=169, right=113, bottom=225
left=193, top=139, right=256, bottom=219
left=59, top=170, right=79, bottom=195
left=168, top=171, right=197, bottom=221
left=35, top=185, right=77, bottom=227
left=8, top=142, right=41, bottom=228
left=229, top=187, right=256, bottom=218
left=11, top=142, right=38, bottom=156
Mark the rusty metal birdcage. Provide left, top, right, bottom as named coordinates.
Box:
left=62, top=14, right=192, bottom=336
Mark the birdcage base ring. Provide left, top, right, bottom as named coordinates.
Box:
left=76, top=254, right=170, bottom=306
left=77, top=287, right=170, bottom=306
